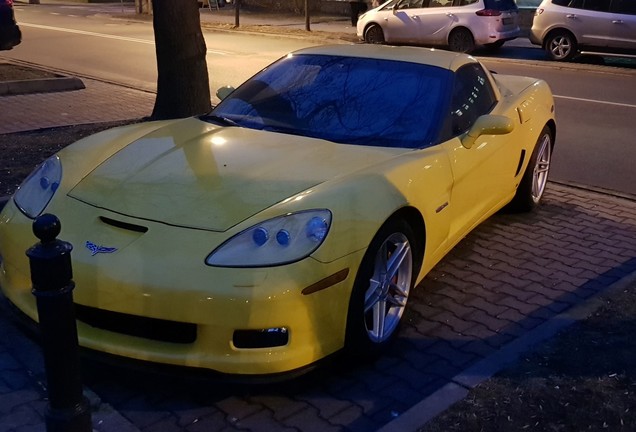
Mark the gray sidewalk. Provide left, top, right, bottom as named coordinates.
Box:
left=2, top=4, right=636, bottom=432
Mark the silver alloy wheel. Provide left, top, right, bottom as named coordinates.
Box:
left=363, top=232, right=412, bottom=343
left=549, top=35, right=573, bottom=60
left=532, top=133, right=552, bottom=202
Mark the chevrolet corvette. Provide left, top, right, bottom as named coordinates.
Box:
left=0, top=44, right=555, bottom=377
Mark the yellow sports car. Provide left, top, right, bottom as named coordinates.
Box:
left=0, top=44, right=555, bottom=377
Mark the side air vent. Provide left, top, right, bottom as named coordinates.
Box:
left=515, top=149, right=526, bottom=177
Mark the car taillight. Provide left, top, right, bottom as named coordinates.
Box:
left=476, top=9, right=502, bottom=16
left=7, top=0, right=14, bottom=6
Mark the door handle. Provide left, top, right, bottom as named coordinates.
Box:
left=612, top=20, right=624, bottom=24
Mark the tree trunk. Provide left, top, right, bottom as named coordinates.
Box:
left=151, top=0, right=211, bottom=120
left=135, top=0, right=152, bottom=14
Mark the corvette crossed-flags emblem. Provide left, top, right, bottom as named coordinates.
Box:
left=85, top=241, right=118, bottom=256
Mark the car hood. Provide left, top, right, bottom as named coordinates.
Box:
left=68, top=118, right=403, bottom=232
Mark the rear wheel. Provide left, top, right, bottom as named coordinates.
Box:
left=545, top=30, right=577, bottom=61
left=345, top=219, right=418, bottom=355
left=448, top=28, right=475, bottom=53
left=364, top=24, right=385, bottom=44
left=507, top=125, right=553, bottom=212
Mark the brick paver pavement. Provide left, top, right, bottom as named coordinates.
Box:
left=1, top=78, right=154, bottom=134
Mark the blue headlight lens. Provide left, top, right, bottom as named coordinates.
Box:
left=39, top=177, right=50, bottom=190
left=276, top=230, right=291, bottom=246
left=252, top=227, right=269, bottom=246
left=306, top=216, right=328, bottom=242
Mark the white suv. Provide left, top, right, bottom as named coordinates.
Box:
left=357, top=0, right=520, bottom=53
left=530, top=0, right=636, bottom=61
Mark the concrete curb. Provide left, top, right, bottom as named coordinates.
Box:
left=0, top=76, right=85, bottom=96
left=378, top=268, right=636, bottom=432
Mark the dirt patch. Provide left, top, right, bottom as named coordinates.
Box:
left=421, top=284, right=636, bottom=431
left=0, top=63, right=60, bottom=81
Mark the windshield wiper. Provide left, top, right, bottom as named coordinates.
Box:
left=201, top=114, right=240, bottom=127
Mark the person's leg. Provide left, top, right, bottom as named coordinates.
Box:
left=349, top=2, right=359, bottom=26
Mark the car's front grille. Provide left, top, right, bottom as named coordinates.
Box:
left=75, top=303, right=197, bottom=344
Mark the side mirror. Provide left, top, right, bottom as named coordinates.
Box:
left=461, top=115, right=514, bottom=149
left=216, top=86, right=235, bottom=101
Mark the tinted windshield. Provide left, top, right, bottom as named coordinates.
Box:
left=207, top=54, right=452, bottom=149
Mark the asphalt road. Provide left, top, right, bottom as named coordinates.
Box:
left=4, top=3, right=636, bottom=196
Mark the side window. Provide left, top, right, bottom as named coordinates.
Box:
left=397, top=0, right=424, bottom=9
left=429, top=0, right=453, bottom=7
left=612, top=0, right=636, bottom=15
left=561, top=0, right=584, bottom=8
left=452, top=0, right=479, bottom=5
left=582, top=0, right=611, bottom=12
left=450, top=64, right=497, bottom=135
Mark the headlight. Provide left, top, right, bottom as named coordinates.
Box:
left=206, top=210, right=332, bottom=268
left=14, top=156, right=62, bottom=219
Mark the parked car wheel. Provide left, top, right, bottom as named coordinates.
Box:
left=507, top=125, right=553, bottom=212
left=345, top=218, right=418, bottom=355
left=448, top=28, right=475, bottom=53
left=364, top=24, right=385, bottom=44
left=545, top=30, right=577, bottom=61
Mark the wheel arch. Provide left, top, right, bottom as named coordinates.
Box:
left=448, top=26, right=474, bottom=42
left=363, top=21, right=385, bottom=42
left=543, top=27, right=577, bottom=50
left=447, top=26, right=475, bottom=52
left=383, top=206, right=426, bottom=275
left=545, top=119, right=557, bottom=148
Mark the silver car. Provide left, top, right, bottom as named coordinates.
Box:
left=356, top=0, right=520, bottom=53
left=530, top=0, right=636, bottom=61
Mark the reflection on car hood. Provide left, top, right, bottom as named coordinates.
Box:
left=69, top=118, right=401, bottom=231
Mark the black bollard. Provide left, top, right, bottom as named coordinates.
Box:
left=26, top=214, right=91, bottom=432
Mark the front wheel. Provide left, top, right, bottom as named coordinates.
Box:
left=364, top=24, right=385, bottom=44
left=345, top=219, right=418, bottom=356
left=507, top=125, right=553, bottom=212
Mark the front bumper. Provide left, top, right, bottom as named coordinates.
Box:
left=0, top=198, right=363, bottom=375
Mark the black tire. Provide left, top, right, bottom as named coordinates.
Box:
left=507, top=125, right=553, bottom=213
left=345, top=218, right=419, bottom=356
left=484, top=40, right=505, bottom=51
left=364, top=24, right=385, bottom=44
left=448, top=28, right=475, bottom=53
left=545, top=30, right=577, bottom=61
